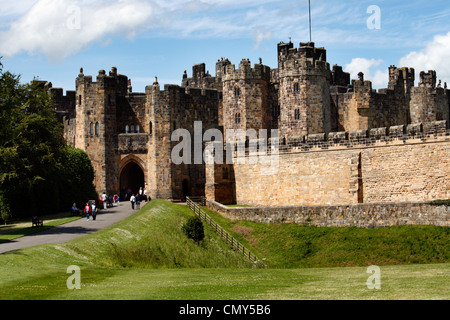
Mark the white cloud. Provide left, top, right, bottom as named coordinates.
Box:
left=0, top=0, right=154, bottom=61
left=399, top=31, right=450, bottom=85
left=345, top=58, right=388, bottom=88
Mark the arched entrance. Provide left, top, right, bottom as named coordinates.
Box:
left=120, top=161, right=145, bottom=201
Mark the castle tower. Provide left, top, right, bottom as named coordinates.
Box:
left=75, top=67, right=127, bottom=195
left=277, top=41, right=331, bottom=137
left=144, top=78, right=174, bottom=200
left=221, top=58, right=272, bottom=140
left=410, top=70, right=449, bottom=124
left=388, top=65, right=415, bottom=125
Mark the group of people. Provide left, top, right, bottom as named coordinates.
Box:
left=100, top=192, right=120, bottom=210
left=129, top=187, right=151, bottom=210
left=70, top=187, right=150, bottom=220
left=71, top=201, right=98, bottom=221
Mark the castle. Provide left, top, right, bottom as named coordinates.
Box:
left=48, top=41, right=450, bottom=207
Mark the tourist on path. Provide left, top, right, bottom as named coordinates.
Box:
left=102, top=192, right=107, bottom=210
left=130, top=194, right=136, bottom=210
left=91, top=202, right=98, bottom=220
left=84, top=202, right=91, bottom=221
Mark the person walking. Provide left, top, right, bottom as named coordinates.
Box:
left=136, top=194, right=141, bottom=210
left=130, top=194, right=136, bottom=210
left=91, top=202, right=98, bottom=221
left=84, top=202, right=91, bottom=221
left=102, top=192, right=107, bottom=210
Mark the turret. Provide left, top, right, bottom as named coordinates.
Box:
left=221, top=58, right=272, bottom=140
left=277, top=42, right=331, bottom=137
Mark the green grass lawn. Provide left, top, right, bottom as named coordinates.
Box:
left=0, top=200, right=448, bottom=300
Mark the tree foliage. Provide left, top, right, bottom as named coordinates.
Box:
left=182, top=216, right=205, bottom=244
left=0, top=60, right=97, bottom=222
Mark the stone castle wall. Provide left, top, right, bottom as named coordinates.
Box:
left=49, top=41, right=450, bottom=212
left=207, top=120, right=449, bottom=207
left=205, top=198, right=449, bottom=228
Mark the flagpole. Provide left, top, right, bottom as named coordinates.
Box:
left=309, top=0, right=312, bottom=42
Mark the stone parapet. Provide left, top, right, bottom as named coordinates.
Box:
left=223, top=120, right=449, bottom=157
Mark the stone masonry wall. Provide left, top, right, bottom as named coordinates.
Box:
left=206, top=198, right=449, bottom=228
left=210, top=120, right=449, bottom=207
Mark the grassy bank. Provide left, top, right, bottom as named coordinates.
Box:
left=0, top=200, right=448, bottom=300
left=201, top=207, right=449, bottom=268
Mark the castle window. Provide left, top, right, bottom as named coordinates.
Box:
left=89, top=123, right=94, bottom=136
left=222, top=167, right=229, bottom=180
left=235, top=113, right=241, bottom=124
left=136, top=124, right=140, bottom=134
left=149, top=122, right=153, bottom=135
left=125, top=125, right=130, bottom=134
left=130, top=125, right=135, bottom=133
left=294, top=83, right=300, bottom=93
left=235, top=88, right=241, bottom=97
left=295, top=109, right=300, bottom=120
left=78, top=95, right=82, bottom=106
left=273, top=105, right=280, bottom=118
left=95, top=122, right=100, bottom=136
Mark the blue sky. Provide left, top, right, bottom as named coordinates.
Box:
left=1, top=0, right=449, bottom=92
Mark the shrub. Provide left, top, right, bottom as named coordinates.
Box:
left=182, top=216, right=205, bottom=243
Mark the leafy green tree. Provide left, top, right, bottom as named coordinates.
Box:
left=182, top=216, right=205, bottom=244
left=0, top=60, right=96, bottom=222
left=61, top=146, right=98, bottom=210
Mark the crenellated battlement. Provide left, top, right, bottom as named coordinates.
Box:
left=277, top=41, right=330, bottom=77
left=76, top=67, right=129, bottom=95
left=221, top=58, right=271, bottom=81
left=226, top=120, right=449, bottom=158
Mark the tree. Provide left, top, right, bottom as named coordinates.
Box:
left=0, top=59, right=96, bottom=222
left=182, top=216, right=205, bottom=244
left=61, top=146, right=98, bottom=210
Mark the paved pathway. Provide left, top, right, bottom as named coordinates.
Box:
left=0, top=202, right=135, bottom=254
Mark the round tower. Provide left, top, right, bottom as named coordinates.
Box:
left=221, top=58, right=271, bottom=141
left=277, top=41, right=331, bottom=137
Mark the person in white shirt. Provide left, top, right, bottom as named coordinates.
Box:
left=102, top=192, right=107, bottom=210
left=130, top=194, right=136, bottom=210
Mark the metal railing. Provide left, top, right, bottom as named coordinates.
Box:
left=186, top=196, right=266, bottom=268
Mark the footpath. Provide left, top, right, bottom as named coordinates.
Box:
left=0, top=202, right=134, bottom=254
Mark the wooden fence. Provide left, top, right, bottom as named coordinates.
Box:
left=186, top=196, right=266, bottom=268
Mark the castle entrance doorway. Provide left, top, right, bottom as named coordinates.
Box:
left=120, top=161, right=145, bottom=201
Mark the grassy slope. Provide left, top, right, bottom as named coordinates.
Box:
left=201, top=207, right=450, bottom=268
left=0, top=200, right=448, bottom=300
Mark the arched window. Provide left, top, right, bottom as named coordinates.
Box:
left=136, top=124, right=140, bottom=134
left=294, top=83, right=300, bottom=93
left=149, top=122, right=153, bottom=135
left=130, top=125, right=135, bottom=133
left=235, top=113, right=241, bottom=124
left=125, top=125, right=130, bottom=134
left=235, top=88, right=241, bottom=97
left=95, top=122, right=100, bottom=136
left=89, top=123, right=94, bottom=136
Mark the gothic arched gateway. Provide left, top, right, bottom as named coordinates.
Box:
left=119, top=161, right=145, bottom=201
